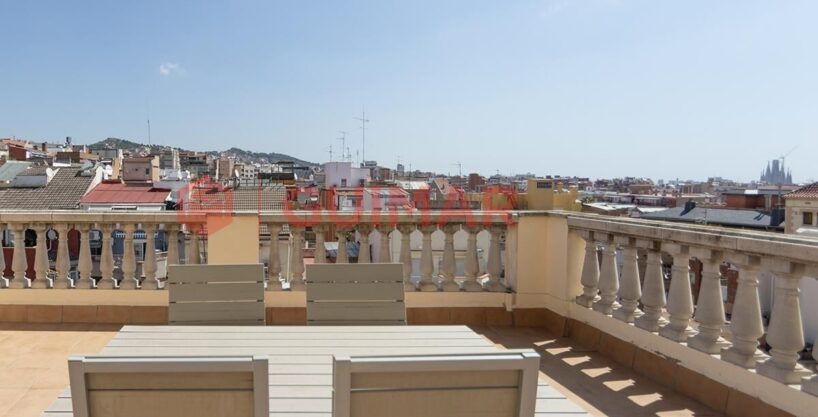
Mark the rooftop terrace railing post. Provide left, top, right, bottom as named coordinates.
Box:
left=187, top=228, right=201, bottom=265
left=592, top=234, right=619, bottom=315
left=418, top=224, right=438, bottom=292
left=356, top=224, right=372, bottom=264
left=312, top=224, right=327, bottom=264
left=97, top=224, right=115, bottom=289
left=660, top=243, right=694, bottom=342
left=0, top=223, right=6, bottom=288
left=335, top=227, right=350, bottom=264
left=397, top=224, right=416, bottom=292
left=439, top=223, right=459, bottom=292
left=575, top=230, right=600, bottom=307
left=721, top=253, right=764, bottom=368
left=634, top=242, right=666, bottom=332
left=461, top=224, right=483, bottom=292
left=142, top=223, right=158, bottom=290
left=613, top=236, right=641, bottom=323
left=119, top=224, right=137, bottom=289
left=9, top=223, right=28, bottom=289
left=484, top=224, right=507, bottom=292
left=687, top=248, right=727, bottom=354
left=75, top=224, right=94, bottom=289
left=757, top=262, right=810, bottom=384
left=32, top=223, right=50, bottom=289
left=377, top=224, right=392, bottom=263
left=53, top=223, right=72, bottom=289
left=289, top=226, right=306, bottom=291
left=165, top=225, right=180, bottom=269
left=265, top=223, right=283, bottom=291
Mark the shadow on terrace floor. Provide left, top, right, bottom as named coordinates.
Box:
left=474, top=326, right=723, bottom=417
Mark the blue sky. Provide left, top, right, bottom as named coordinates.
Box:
left=1, top=0, right=815, bottom=182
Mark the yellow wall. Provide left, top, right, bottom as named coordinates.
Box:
left=521, top=179, right=581, bottom=211
left=206, top=213, right=260, bottom=264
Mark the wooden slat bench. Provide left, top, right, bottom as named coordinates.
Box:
left=306, top=263, right=406, bottom=325
left=168, top=264, right=265, bottom=325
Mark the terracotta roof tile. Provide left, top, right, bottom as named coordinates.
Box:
left=785, top=182, right=818, bottom=199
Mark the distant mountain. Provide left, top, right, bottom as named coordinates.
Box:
left=87, top=138, right=316, bottom=166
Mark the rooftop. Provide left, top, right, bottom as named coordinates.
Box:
left=785, top=182, right=818, bottom=199
left=80, top=182, right=171, bottom=205
left=0, top=166, right=95, bottom=210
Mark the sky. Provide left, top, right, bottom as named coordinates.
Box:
left=1, top=0, right=816, bottom=182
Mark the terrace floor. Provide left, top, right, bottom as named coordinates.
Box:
left=0, top=323, right=721, bottom=417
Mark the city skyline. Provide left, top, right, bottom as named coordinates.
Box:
left=1, top=1, right=816, bottom=182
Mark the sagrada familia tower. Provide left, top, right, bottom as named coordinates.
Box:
left=760, top=159, right=793, bottom=185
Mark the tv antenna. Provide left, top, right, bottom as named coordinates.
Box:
left=452, top=162, right=462, bottom=177
left=354, top=107, right=369, bottom=163
left=147, top=118, right=152, bottom=146
left=327, top=143, right=333, bottom=162
left=337, top=131, right=348, bottom=162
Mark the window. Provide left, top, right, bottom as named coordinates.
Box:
left=145, top=168, right=150, bottom=175
left=804, top=211, right=815, bottom=226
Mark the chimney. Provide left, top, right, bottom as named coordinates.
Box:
left=681, top=200, right=696, bottom=215
left=41, top=142, right=47, bottom=152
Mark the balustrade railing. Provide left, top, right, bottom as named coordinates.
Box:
left=568, top=214, right=818, bottom=396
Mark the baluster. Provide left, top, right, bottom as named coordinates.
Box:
left=377, top=224, right=392, bottom=262
left=97, top=225, right=115, bottom=289
left=575, top=230, right=600, bottom=307
left=687, top=248, right=726, bottom=353
left=439, top=224, right=459, bottom=291
left=613, top=236, right=641, bottom=322
left=312, top=224, right=326, bottom=264
left=335, top=227, right=349, bottom=264
left=76, top=224, right=94, bottom=289
left=53, top=224, right=71, bottom=289
left=397, top=224, right=415, bottom=291
left=266, top=223, right=283, bottom=290
left=142, top=224, right=158, bottom=290
left=120, top=224, right=137, bottom=289
left=188, top=227, right=201, bottom=264
left=635, top=244, right=667, bottom=332
left=722, top=254, right=764, bottom=368
left=484, top=224, right=506, bottom=292
left=289, top=226, right=306, bottom=291
left=418, top=224, right=438, bottom=291
left=32, top=224, right=50, bottom=289
left=357, top=224, right=372, bottom=264
left=659, top=243, right=694, bottom=342
left=593, top=234, right=618, bottom=315
left=165, top=225, right=179, bottom=267
left=10, top=223, right=28, bottom=289
left=462, top=224, right=483, bottom=292
left=757, top=262, right=810, bottom=383
left=0, top=223, right=6, bottom=287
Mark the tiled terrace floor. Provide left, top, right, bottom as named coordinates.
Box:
left=0, top=324, right=721, bottom=417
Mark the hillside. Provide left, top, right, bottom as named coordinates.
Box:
left=87, top=138, right=316, bottom=166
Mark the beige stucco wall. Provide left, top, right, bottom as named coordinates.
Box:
left=785, top=197, right=818, bottom=233
left=206, top=213, right=260, bottom=265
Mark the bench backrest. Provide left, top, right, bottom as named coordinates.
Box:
left=332, top=350, right=540, bottom=417
left=168, top=263, right=265, bottom=325
left=306, top=263, right=406, bottom=325
left=69, top=355, right=269, bottom=417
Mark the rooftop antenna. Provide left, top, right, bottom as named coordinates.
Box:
left=327, top=144, right=333, bottom=162
left=451, top=162, right=462, bottom=177
left=354, top=106, right=369, bottom=162
left=337, top=131, right=348, bottom=162
left=147, top=118, right=152, bottom=146
left=355, top=149, right=360, bottom=166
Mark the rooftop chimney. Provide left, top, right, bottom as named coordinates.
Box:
left=681, top=200, right=696, bottom=215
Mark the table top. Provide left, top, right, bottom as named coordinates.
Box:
left=43, top=325, right=588, bottom=416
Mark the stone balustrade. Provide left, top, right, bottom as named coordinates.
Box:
left=0, top=210, right=512, bottom=293
left=567, top=214, right=818, bottom=396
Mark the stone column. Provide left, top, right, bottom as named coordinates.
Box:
left=418, top=224, right=438, bottom=292
left=10, top=223, right=28, bottom=289
left=377, top=224, right=392, bottom=263
left=757, top=263, right=810, bottom=384
left=31, top=224, right=51, bottom=289
left=593, top=234, right=619, bottom=315
left=439, top=224, right=459, bottom=292
left=687, top=248, right=726, bottom=354
left=484, top=224, right=506, bottom=292
left=288, top=226, right=306, bottom=291
left=266, top=223, right=283, bottom=291
left=0, top=223, right=6, bottom=287
left=722, top=254, right=764, bottom=368
left=335, top=227, right=349, bottom=264
left=659, top=243, right=694, bottom=342
left=575, top=230, right=600, bottom=307
left=613, top=236, right=641, bottom=322
left=312, top=224, right=326, bottom=264
left=462, top=224, right=483, bottom=292
left=397, top=224, right=416, bottom=291
left=142, top=224, right=158, bottom=290
left=357, top=224, right=372, bottom=264
left=119, top=224, right=137, bottom=289
left=635, top=243, right=666, bottom=332
left=53, top=224, right=72, bottom=289
left=75, top=224, right=94, bottom=289
left=97, top=225, right=116, bottom=289
left=187, top=228, right=201, bottom=265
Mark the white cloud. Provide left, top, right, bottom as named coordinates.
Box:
left=159, top=62, right=182, bottom=76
